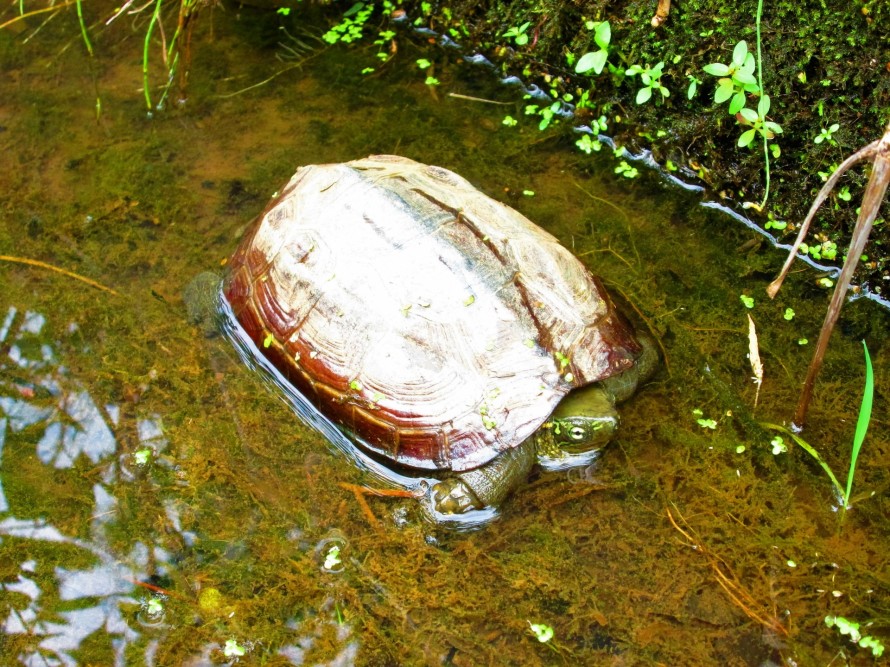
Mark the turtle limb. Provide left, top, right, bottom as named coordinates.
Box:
left=431, top=440, right=536, bottom=514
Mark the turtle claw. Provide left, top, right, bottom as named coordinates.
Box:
left=430, top=478, right=481, bottom=514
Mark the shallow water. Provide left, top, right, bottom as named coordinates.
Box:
left=1, top=3, right=888, bottom=665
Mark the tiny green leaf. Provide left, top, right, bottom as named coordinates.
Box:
left=738, top=128, right=757, bottom=147
left=703, top=63, right=730, bottom=77
left=757, top=94, right=771, bottom=117
left=594, top=21, right=611, bottom=49
left=729, top=92, right=748, bottom=115
left=739, top=107, right=759, bottom=123
left=732, top=41, right=748, bottom=67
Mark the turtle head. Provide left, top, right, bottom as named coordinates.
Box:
left=534, top=384, right=618, bottom=469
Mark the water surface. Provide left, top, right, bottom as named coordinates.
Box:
left=1, top=4, right=888, bottom=665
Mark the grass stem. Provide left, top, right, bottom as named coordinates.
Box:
left=844, top=341, right=873, bottom=509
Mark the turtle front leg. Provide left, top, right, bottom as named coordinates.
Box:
left=430, top=440, right=536, bottom=514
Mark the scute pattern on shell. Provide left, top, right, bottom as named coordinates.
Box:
left=224, top=155, right=640, bottom=471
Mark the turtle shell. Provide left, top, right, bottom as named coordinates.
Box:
left=223, top=155, right=641, bottom=472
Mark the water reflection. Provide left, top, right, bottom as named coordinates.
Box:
left=0, top=305, right=359, bottom=665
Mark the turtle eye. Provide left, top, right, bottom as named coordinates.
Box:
left=569, top=425, right=586, bottom=441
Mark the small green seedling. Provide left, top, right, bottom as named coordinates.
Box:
left=134, top=448, right=151, bottom=465
left=528, top=621, right=554, bottom=643
left=614, top=161, right=638, bottom=178
left=703, top=41, right=760, bottom=115
left=576, top=134, right=602, bottom=154
left=575, top=21, right=611, bottom=76
left=740, top=294, right=755, bottom=309
left=503, top=22, right=530, bottom=46
left=416, top=58, right=431, bottom=70
left=687, top=74, right=702, bottom=100
left=502, top=116, right=518, bottom=127
left=770, top=436, right=787, bottom=455
left=783, top=308, right=795, bottom=321
left=146, top=597, right=163, bottom=615
left=737, top=96, right=783, bottom=148
left=697, top=418, right=717, bottom=429
left=625, top=62, right=669, bottom=104
left=814, top=123, right=840, bottom=146
left=424, top=76, right=439, bottom=86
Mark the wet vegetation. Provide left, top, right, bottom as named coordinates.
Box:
left=0, top=0, right=888, bottom=664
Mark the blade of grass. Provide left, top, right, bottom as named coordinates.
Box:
left=74, top=0, right=93, bottom=56
left=143, top=0, right=165, bottom=112
left=844, top=341, right=873, bottom=506
left=760, top=422, right=845, bottom=500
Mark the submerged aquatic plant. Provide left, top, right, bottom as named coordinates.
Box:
left=825, top=615, right=885, bottom=657
left=762, top=341, right=874, bottom=510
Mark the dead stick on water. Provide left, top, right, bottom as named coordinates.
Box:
left=0, top=255, right=120, bottom=296
left=766, top=120, right=890, bottom=428
left=447, top=93, right=512, bottom=105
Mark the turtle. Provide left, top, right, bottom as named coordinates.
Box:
left=187, top=155, right=657, bottom=519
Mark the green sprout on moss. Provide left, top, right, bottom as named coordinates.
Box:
left=524, top=97, right=562, bottom=131
left=697, top=418, right=717, bottom=430
left=528, top=621, right=554, bottom=642
left=502, top=22, right=531, bottom=46
left=424, top=76, right=440, bottom=86
left=574, top=21, right=611, bottom=76
left=764, top=214, right=787, bottom=230
left=825, top=615, right=885, bottom=657
left=502, top=115, right=518, bottom=127
left=740, top=294, right=755, bottom=308
left=614, top=160, right=638, bottom=179
left=814, top=123, right=840, bottom=146
left=576, top=134, right=602, bottom=154
left=134, top=448, right=152, bottom=465
left=625, top=62, right=669, bottom=105
left=686, top=74, right=702, bottom=100
left=783, top=308, right=795, bottom=321
left=416, top=58, right=431, bottom=70
left=770, top=436, right=787, bottom=455
left=737, top=96, right=783, bottom=148
left=703, top=40, right=759, bottom=115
